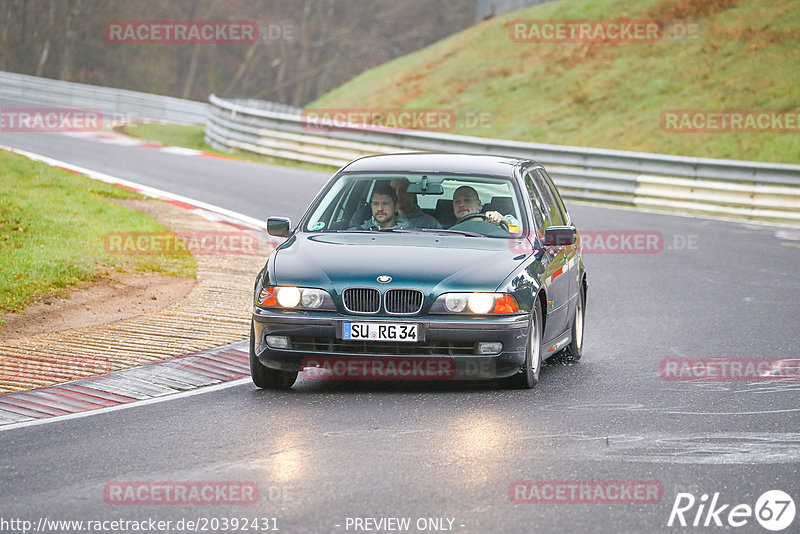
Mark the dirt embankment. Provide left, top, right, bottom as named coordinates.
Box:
left=0, top=198, right=272, bottom=395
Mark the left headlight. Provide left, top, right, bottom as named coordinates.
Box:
left=430, top=292, right=520, bottom=315
left=257, top=286, right=336, bottom=310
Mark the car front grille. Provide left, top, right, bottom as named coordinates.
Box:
left=342, top=287, right=424, bottom=314
left=384, top=289, right=423, bottom=315
left=290, top=337, right=475, bottom=356
left=342, top=288, right=380, bottom=313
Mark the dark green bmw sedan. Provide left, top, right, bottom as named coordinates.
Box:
left=250, top=153, right=586, bottom=389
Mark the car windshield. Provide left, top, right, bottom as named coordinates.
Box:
left=304, top=172, right=525, bottom=237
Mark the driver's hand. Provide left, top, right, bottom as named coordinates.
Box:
left=485, top=211, right=508, bottom=226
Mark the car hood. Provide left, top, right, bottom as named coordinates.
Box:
left=272, top=232, right=530, bottom=296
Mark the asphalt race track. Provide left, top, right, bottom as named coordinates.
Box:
left=1, top=103, right=799, bottom=533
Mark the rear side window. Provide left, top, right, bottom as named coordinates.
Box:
left=533, top=169, right=566, bottom=227
left=536, top=169, right=569, bottom=226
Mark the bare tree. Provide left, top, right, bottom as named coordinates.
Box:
left=59, top=0, right=86, bottom=80
left=34, top=3, right=57, bottom=76
left=1, top=0, right=474, bottom=105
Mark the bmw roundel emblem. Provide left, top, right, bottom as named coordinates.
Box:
left=377, top=275, right=392, bottom=283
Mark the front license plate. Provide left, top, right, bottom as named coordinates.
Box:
left=342, top=322, right=418, bottom=342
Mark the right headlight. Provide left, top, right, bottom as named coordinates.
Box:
left=430, top=292, right=520, bottom=315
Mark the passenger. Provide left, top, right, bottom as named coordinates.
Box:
left=390, top=178, right=442, bottom=229
left=355, top=183, right=411, bottom=230
left=452, top=186, right=518, bottom=228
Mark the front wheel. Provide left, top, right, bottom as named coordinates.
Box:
left=249, top=320, right=298, bottom=389
left=507, top=299, right=542, bottom=389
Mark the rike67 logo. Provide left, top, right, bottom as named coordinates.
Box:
left=667, top=490, right=796, bottom=531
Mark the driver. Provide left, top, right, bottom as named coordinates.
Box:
left=452, top=186, right=516, bottom=228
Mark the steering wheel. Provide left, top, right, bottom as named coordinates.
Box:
left=453, top=212, right=486, bottom=225
left=453, top=212, right=510, bottom=232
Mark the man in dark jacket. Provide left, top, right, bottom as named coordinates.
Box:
left=390, top=178, right=442, bottom=229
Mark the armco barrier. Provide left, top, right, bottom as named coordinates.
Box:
left=0, top=70, right=300, bottom=128
left=0, top=71, right=208, bottom=124
left=206, top=94, right=800, bottom=225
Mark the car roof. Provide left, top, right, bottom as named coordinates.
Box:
left=340, top=153, right=539, bottom=177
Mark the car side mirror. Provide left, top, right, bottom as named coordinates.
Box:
left=267, top=217, right=292, bottom=238
left=544, top=226, right=576, bottom=247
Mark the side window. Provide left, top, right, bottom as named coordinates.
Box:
left=536, top=169, right=569, bottom=225
left=524, top=172, right=546, bottom=235
left=332, top=182, right=358, bottom=225
left=534, top=170, right=566, bottom=227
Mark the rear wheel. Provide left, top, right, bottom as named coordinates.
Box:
left=507, top=299, right=542, bottom=389
left=250, top=320, right=298, bottom=389
left=560, top=288, right=584, bottom=362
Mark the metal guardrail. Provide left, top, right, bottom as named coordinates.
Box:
left=1, top=71, right=796, bottom=224
left=207, top=95, right=800, bottom=225
left=0, top=71, right=208, bottom=124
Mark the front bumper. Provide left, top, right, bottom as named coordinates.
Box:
left=252, top=307, right=529, bottom=380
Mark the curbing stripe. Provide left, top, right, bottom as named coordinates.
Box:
left=0, top=398, right=67, bottom=417
left=56, top=384, right=135, bottom=404
left=11, top=390, right=102, bottom=411
left=0, top=342, right=249, bottom=426
left=0, top=402, right=47, bottom=419
left=48, top=388, right=121, bottom=407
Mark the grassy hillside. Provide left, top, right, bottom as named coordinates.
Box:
left=310, top=0, right=800, bottom=164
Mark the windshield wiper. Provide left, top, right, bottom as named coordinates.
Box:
left=320, top=228, right=485, bottom=237
left=390, top=228, right=485, bottom=237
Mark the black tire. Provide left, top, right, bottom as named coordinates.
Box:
left=507, top=298, right=543, bottom=389
left=560, top=288, right=585, bottom=362
left=249, top=320, right=298, bottom=389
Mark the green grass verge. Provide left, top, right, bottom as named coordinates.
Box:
left=309, top=0, right=800, bottom=164
left=0, top=150, right=196, bottom=317
left=122, top=123, right=336, bottom=172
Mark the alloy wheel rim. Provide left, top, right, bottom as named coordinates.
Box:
left=530, top=310, right=540, bottom=373
left=575, top=297, right=584, bottom=350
